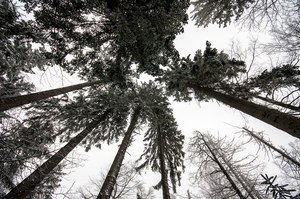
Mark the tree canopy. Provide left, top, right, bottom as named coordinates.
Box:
left=1, top=0, right=300, bottom=198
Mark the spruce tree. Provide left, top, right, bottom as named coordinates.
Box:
left=163, top=42, right=300, bottom=139
left=96, top=106, right=141, bottom=199
left=3, top=110, right=111, bottom=199
left=0, top=0, right=50, bottom=100
left=2, top=85, right=132, bottom=198
left=97, top=82, right=184, bottom=199
left=136, top=96, right=185, bottom=199
left=19, top=0, right=189, bottom=77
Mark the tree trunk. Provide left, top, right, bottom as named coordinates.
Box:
left=243, top=127, right=300, bottom=169
left=97, top=107, right=141, bottom=199
left=0, top=80, right=102, bottom=112
left=3, top=109, right=111, bottom=199
left=187, top=190, right=192, bottom=199
left=252, top=95, right=300, bottom=112
left=201, top=135, right=246, bottom=199
left=189, top=84, right=300, bottom=139
left=220, top=155, right=263, bottom=199
left=158, top=126, right=171, bottom=199
left=239, top=171, right=264, bottom=199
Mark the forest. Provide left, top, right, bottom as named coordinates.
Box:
left=0, top=0, right=300, bottom=198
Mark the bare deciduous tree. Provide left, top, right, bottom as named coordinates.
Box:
left=78, top=162, right=154, bottom=199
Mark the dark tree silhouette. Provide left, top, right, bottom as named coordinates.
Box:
left=3, top=110, right=111, bottom=199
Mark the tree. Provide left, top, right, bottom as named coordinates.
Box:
left=0, top=0, right=49, bottom=99
left=97, top=82, right=181, bottom=199
left=245, top=64, right=300, bottom=113
left=96, top=106, right=141, bottom=199
left=219, top=149, right=264, bottom=199
left=264, top=17, right=300, bottom=64
left=19, top=0, right=189, bottom=78
left=2, top=84, right=132, bottom=198
left=0, top=97, right=67, bottom=198
left=188, top=132, right=246, bottom=199
left=259, top=1, right=300, bottom=64
left=241, top=127, right=300, bottom=169
left=274, top=140, right=300, bottom=187
left=3, top=109, right=111, bottom=199
left=136, top=103, right=185, bottom=199
left=191, top=0, right=298, bottom=29
left=250, top=95, right=300, bottom=113
left=0, top=80, right=103, bottom=112
left=78, top=162, right=148, bottom=199
left=191, top=0, right=255, bottom=27
left=191, top=85, right=300, bottom=138
left=191, top=0, right=300, bottom=65
left=163, top=42, right=300, bottom=139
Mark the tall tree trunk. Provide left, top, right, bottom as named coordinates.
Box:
left=158, top=126, right=171, bottom=199
left=3, top=109, right=111, bottom=199
left=97, top=107, right=141, bottom=199
left=188, top=84, right=300, bottom=139
left=220, top=155, right=263, bottom=199
left=0, top=80, right=102, bottom=112
left=187, top=190, right=192, bottom=199
left=243, top=127, right=300, bottom=168
left=252, top=95, right=300, bottom=112
left=201, top=135, right=246, bottom=199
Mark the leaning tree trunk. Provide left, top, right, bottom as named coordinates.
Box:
left=97, top=106, right=141, bottom=199
left=252, top=94, right=300, bottom=112
left=188, top=84, right=300, bottom=139
left=0, top=80, right=102, bottom=112
left=3, top=109, right=111, bottom=199
left=157, top=126, right=171, bottom=199
left=201, top=135, right=246, bottom=199
left=243, top=127, right=300, bottom=168
left=220, top=155, right=263, bottom=199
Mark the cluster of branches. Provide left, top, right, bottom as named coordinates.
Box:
left=188, top=129, right=300, bottom=199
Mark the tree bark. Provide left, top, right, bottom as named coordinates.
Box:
left=3, top=109, right=111, bottom=199
left=189, top=84, right=300, bottom=139
left=0, top=80, right=102, bottom=112
left=243, top=127, right=300, bottom=169
left=252, top=95, right=300, bottom=112
left=97, top=106, right=141, bottom=199
left=201, top=135, right=246, bottom=199
left=158, top=126, right=171, bottom=199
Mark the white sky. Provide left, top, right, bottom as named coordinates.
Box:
left=23, top=6, right=299, bottom=199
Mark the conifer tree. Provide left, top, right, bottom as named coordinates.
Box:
left=19, top=0, right=189, bottom=77
left=0, top=97, right=65, bottom=198
left=163, top=42, right=300, bottom=139
left=2, top=85, right=131, bottom=198
left=97, top=82, right=184, bottom=199
left=3, top=110, right=111, bottom=199
left=136, top=98, right=185, bottom=199
left=0, top=0, right=50, bottom=101
left=97, top=106, right=141, bottom=199
left=245, top=64, right=300, bottom=113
